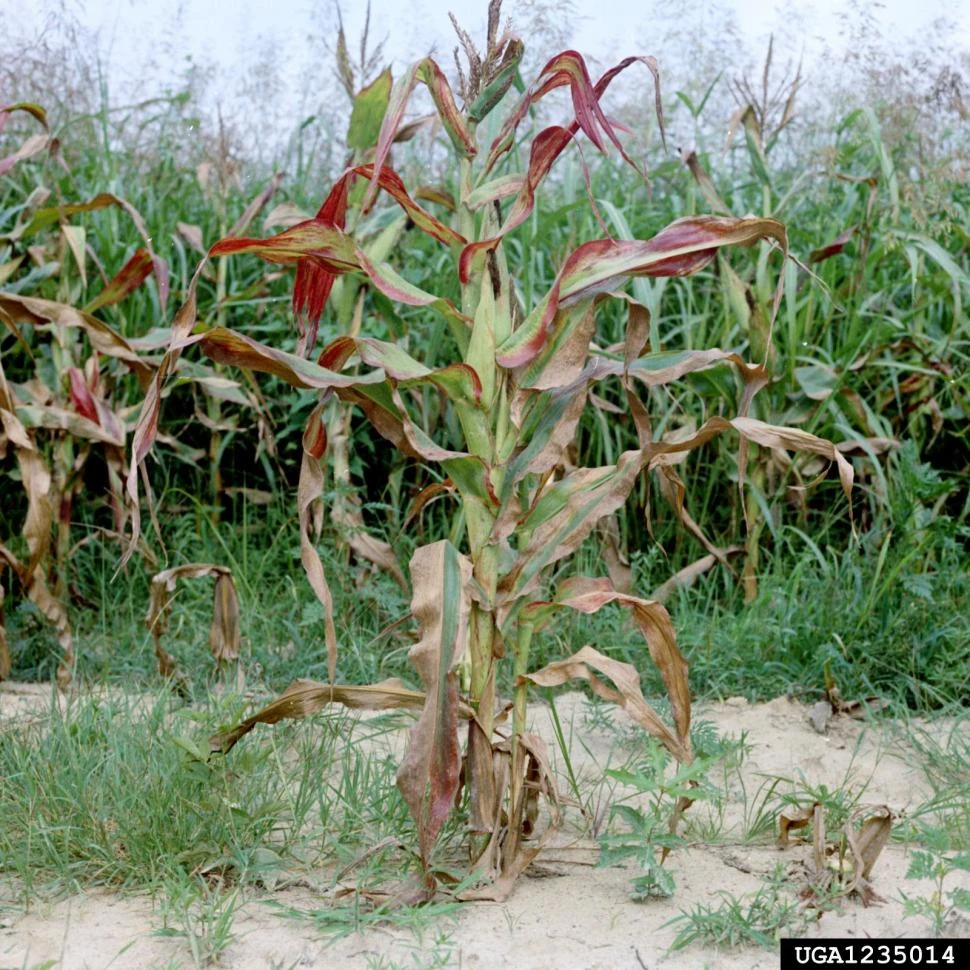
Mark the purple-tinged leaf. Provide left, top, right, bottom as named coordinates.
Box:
left=497, top=216, right=786, bottom=368
left=199, top=327, right=385, bottom=390
left=416, top=60, right=477, bottom=159
left=298, top=403, right=338, bottom=681
left=0, top=293, right=151, bottom=380
left=68, top=368, right=98, bottom=423
left=84, top=248, right=154, bottom=312
left=810, top=226, right=856, bottom=263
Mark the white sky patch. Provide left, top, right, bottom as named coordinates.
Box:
left=8, top=0, right=968, bottom=159
left=15, top=0, right=970, bottom=80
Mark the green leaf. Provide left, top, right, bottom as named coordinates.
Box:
left=347, top=68, right=392, bottom=152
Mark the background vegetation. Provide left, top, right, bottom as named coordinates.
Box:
left=0, top=0, right=968, bottom=956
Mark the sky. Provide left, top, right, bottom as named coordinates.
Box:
left=15, top=0, right=970, bottom=83
left=9, top=0, right=969, bottom=154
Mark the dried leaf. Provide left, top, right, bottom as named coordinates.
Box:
left=298, top=403, right=338, bottom=682
left=210, top=572, right=240, bottom=664
left=847, top=806, right=893, bottom=882
left=524, top=640, right=690, bottom=765
left=650, top=548, right=743, bottom=602
left=210, top=678, right=444, bottom=754
left=778, top=802, right=818, bottom=848
left=146, top=563, right=239, bottom=679
left=397, top=541, right=473, bottom=869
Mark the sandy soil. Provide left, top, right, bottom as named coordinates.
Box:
left=2, top=683, right=968, bottom=970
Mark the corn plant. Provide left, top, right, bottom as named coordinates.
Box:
left=0, top=101, right=272, bottom=684
left=126, top=1, right=852, bottom=896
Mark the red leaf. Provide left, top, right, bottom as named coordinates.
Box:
left=68, top=368, right=98, bottom=423
left=84, top=248, right=154, bottom=312
left=497, top=216, right=786, bottom=368
left=810, top=226, right=856, bottom=263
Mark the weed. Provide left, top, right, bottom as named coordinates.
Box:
left=599, top=739, right=719, bottom=900
left=901, top=826, right=970, bottom=936
left=665, top=863, right=815, bottom=950
left=155, top=875, right=240, bottom=968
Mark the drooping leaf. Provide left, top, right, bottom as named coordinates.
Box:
left=484, top=51, right=663, bottom=176
left=397, top=541, right=473, bottom=870
left=210, top=572, right=240, bottom=665
left=209, top=163, right=465, bottom=343
left=145, top=563, right=240, bottom=680
left=210, top=678, right=462, bottom=754
left=125, top=260, right=208, bottom=564
left=298, top=402, right=338, bottom=682
left=0, top=102, right=49, bottom=129
left=19, top=193, right=169, bottom=307
left=523, top=641, right=691, bottom=764
left=0, top=293, right=152, bottom=379
left=0, top=354, right=73, bottom=685
left=497, top=216, right=787, bottom=368
left=650, top=549, right=744, bottom=603
left=416, top=60, right=476, bottom=159
left=199, top=327, right=385, bottom=390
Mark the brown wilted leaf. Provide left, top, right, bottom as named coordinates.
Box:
left=778, top=802, right=819, bottom=848
left=397, top=541, right=473, bottom=869
left=599, top=515, right=633, bottom=595
left=525, top=641, right=691, bottom=765
left=823, top=665, right=891, bottom=720
left=650, top=548, right=744, bottom=603
left=210, top=572, right=240, bottom=665
left=845, top=806, right=893, bottom=889
left=209, top=678, right=477, bottom=754
left=146, top=563, right=239, bottom=681
left=460, top=732, right=564, bottom=902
